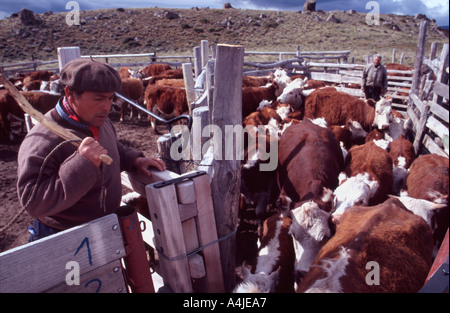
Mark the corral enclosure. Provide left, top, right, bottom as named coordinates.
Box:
left=0, top=17, right=448, bottom=293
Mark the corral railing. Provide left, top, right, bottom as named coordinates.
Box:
left=407, top=21, right=449, bottom=157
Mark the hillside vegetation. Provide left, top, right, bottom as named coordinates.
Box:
left=0, top=7, right=448, bottom=66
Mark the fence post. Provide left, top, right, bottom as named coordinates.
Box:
left=182, top=63, right=195, bottom=115
left=201, top=40, right=209, bottom=69
left=193, top=46, right=202, bottom=79
left=411, top=20, right=427, bottom=95
left=210, top=44, right=244, bottom=292
left=57, top=46, right=81, bottom=71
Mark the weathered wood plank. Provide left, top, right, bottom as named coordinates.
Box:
left=192, top=173, right=225, bottom=293
left=410, top=93, right=425, bottom=114
left=433, top=81, right=449, bottom=100
left=0, top=214, right=125, bottom=293
left=423, top=134, right=449, bottom=157
left=429, top=101, right=450, bottom=123
left=145, top=182, right=192, bottom=293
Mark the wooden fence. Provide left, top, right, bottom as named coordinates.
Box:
left=407, top=21, right=449, bottom=157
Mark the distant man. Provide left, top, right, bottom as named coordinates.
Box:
left=362, top=54, right=388, bottom=101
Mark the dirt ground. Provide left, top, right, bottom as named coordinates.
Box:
left=0, top=110, right=165, bottom=253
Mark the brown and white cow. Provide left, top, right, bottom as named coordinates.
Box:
left=388, top=135, right=416, bottom=195
left=304, top=87, right=393, bottom=131
left=297, top=197, right=433, bottom=293
left=276, top=77, right=308, bottom=111
left=332, top=141, right=394, bottom=222
left=242, top=83, right=278, bottom=119
left=277, top=118, right=344, bottom=205
left=404, top=154, right=449, bottom=256
left=234, top=212, right=295, bottom=293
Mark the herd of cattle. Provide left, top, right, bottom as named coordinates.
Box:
left=1, top=62, right=448, bottom=293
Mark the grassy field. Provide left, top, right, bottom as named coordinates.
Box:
left=0, top=7, right=448, bottom=67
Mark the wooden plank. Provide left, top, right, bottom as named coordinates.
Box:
left=179, top=202, right=198, bottom=222
left=182, top=218, right=206, bottom=280
left=388, top=81, right=413, bottom=87
left=192, top=173, right=225, bottom=293
left=0, top=214, right=125, bottom=293
left=423, top=134, right=449, bottom=157
left=44, top=260, right=126, bottom=293
left=433, top=81, right=449, bottom=100
left=57, top=47, right=81, bottom=71
left=413, top=103, right=430, bottom=154
left=407, top=106, right=420, bottom=131
left=145, top=182, right=192, bottom=293
left=387, top=75, right=413, bottom=81
left=429, top=101, right=450, bottom=123
left=121, top=170, right=181, bottom=196
left=334, top=87, right=364, bottom=97
left=426, top=115, right=449, bottom=154
left=410, top=93, right=425, bottom=114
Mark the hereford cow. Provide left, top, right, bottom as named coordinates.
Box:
left=277, top=77, right=308, bottom=111
left=243, top=75, right=272, bottom=87
left=234, top=212, right=295, bottom=293
left=297, top=198, right=433, bottom=293
left=304, top=87, right=393, bottom=131
left=144, top=84, right=188, bottom=132
left=241, top=121, right=280, bottom=219
left=279, top=194, right=333, bottom=287
left=405, top=154, right=449, bottom=256
left=277, top=118, right=344, bottom=206
left=388, top=135, right=416, bottom=195
left=242, top=83, right=278, bottom=119
left=332, top=141, right=394, bottom=222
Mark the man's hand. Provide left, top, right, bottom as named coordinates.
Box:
left=134, top=156, right=166, bottom=177
left=78, top=137, right=108, bottom=167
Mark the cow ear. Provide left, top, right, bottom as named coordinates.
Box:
left=366, top=99, right=376, bottom=107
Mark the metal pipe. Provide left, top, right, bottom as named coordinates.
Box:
left=115, top=92, right=193, bottom=131
left=116, top=205, right=155, bottom=293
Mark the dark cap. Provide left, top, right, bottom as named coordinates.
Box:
left=60, top=58, right=122, bottom=92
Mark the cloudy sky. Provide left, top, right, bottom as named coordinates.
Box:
left=0, top=0, right=448, bottom=25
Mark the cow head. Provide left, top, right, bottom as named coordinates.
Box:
left=372, top=97, right=392, bottom=130
left=390, top=194, right=448, bottom=230
left=332, top=172, right=379, bottom=223
left=277, top=77, right=308, bottom=111
left=287, top=201, right=331, bottom=280
left=234, top=263, right=280, bottom=293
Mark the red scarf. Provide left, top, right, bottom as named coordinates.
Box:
left=62, top=97, right=99, bottom=140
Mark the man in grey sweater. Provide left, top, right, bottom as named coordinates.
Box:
left=362, top=54, right=388, bottom=101
left=17, top=58, right=165, bottom=241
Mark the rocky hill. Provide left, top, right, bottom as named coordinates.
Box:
left=0, top=6, right=448, bottom=67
